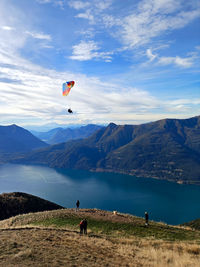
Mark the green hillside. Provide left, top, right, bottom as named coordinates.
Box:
left=0, top=208, right=200, bottom=266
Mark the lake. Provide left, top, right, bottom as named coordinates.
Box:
left=0, top=163, right=200, bottom=225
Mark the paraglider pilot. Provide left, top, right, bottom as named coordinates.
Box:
left=68, top=108, right=73, bottom=113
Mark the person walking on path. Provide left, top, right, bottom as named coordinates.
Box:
left=145, top=212, right=149, bottom=226
left=76, top=200, right=80, bottom=211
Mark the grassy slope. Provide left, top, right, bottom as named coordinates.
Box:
left=182, top=218, right=200, bottom=231
left=0, top=192, right=64, bottom=220
left=0, top=208, right=200, bottom=266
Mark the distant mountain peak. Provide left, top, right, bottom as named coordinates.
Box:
left=0, top=124, right=48, bottom=154
left=108, top=122, right=117, bottom=128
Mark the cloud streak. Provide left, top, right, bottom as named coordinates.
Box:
left=70, top=40, right=113, bottom=62
left=119, top=0, right=200, bottom=48
left=0, top=46, right=198, bottom=127
left=26, top=31, right=52, bottom=41
left=145, top=48, right=198, bottom=68
left=158, top=56, right=194, bottom=68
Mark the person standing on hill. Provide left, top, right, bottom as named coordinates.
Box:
left=80, top=219, right=84, bottom=234
left=83, top=218, right=87, bottom=235
left=76, top=200, right=80, bottom=211
left=145, top=212, right=149, bottom=226
left=79, top=218, right=87, bottom=235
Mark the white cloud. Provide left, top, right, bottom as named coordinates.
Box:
left=146, top=49, right=157, bottom=61
left=76, top=11, right=94, bottom=23
left=36, top=0, right=65, bottom=8
left=144, top=47, right=199, bottom=68
left=165, top=98, right=200, bottom=112
left=70, top=41, right=98, bottom=61
left=158, top=56, right=194, bottom=68
left=95, top=0, right=112, bottom=11
left=102, top=15, right=120, bottom=28
left=138, top=0, right=182, bottom=14
left=68, top=1, right=90, bottom=10
left=26, top=31, right=51, bottom=41
left=78, top=28, right=95, bottom=38
left=70, top=40, right=113, bottom=61
left=69, top=0, right=113, bottom=24
left=97, top=0, right=200, bottom=49
left=121, top=7, right=200, bottom=48
left=1, top=26, right=14, bottom=31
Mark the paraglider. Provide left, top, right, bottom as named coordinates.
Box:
left=62, top=81, right=75, bottom=113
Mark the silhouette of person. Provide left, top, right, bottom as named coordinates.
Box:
left=79, top=219, right=87, bottom=235
left=145, top=212, right=149, bottom=226
left=76, top=200, right=80, bottom=211
left=80, top=219, right=84, bottom=234
left=83, top=218, right=87, bottom=235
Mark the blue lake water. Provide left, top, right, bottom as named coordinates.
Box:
left=0, top=163, right=200, bottom=225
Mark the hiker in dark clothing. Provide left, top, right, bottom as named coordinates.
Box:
left=145, top=212, right=149, bottom=226
left=79, top=219, right=87, bottom=235
left=83, top=219, right=87, bottom=235
left=76, top=200, right=80, bottom=211
left=80, top=219, right=84, bottom=234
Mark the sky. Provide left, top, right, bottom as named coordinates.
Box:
left=0, top=0, right=200, bottom=130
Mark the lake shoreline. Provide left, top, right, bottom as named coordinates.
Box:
left=1, top=163, right=200, bottom=225
left=92, top=167, right=200, bottom=186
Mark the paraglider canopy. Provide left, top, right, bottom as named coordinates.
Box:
left=62, top=81, right=75, bottom=96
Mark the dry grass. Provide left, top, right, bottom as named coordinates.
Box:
left=0, top=228, right=200, bottom=267
left=0, top=209, right=200, bottom=266
left=0, top=228, right=133, bottom=267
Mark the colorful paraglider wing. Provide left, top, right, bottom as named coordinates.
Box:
left=62, top=81, right=75, bottom=96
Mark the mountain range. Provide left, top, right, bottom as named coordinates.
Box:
left=31, top=124, right=104, bottom=144
left=11, top=116, right=200, bottom=184
left=0, top=124, right=48, bottom=154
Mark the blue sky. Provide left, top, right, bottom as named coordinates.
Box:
left=0, top=0, right=199, bottom=129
